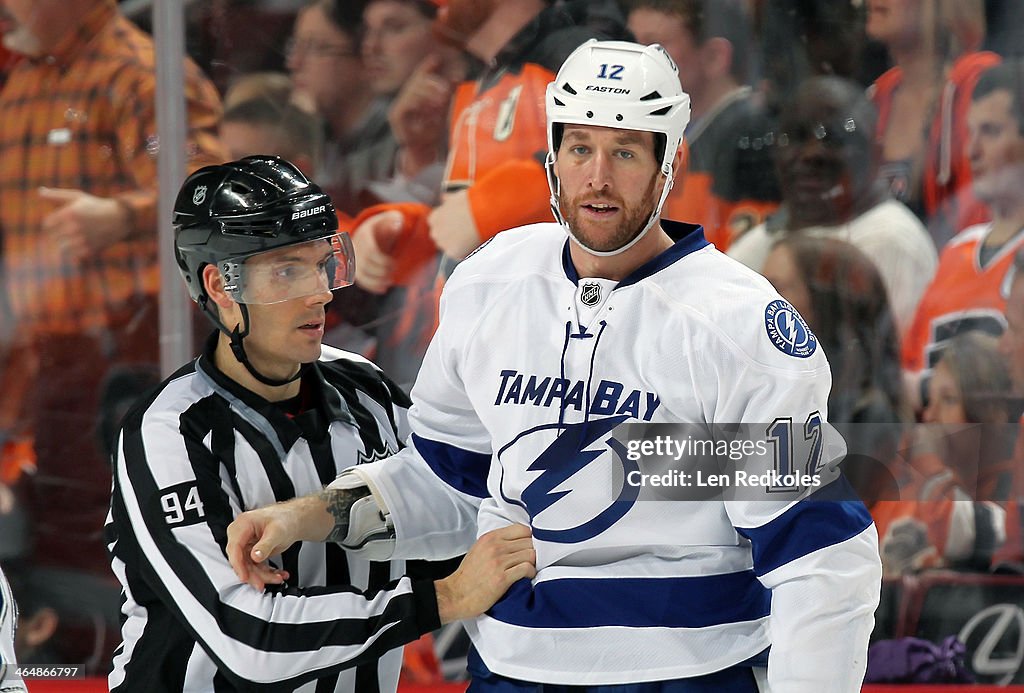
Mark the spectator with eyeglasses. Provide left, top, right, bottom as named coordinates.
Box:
left=729, top=76, right=937, bottom=334
left=286, top=0, right=382, bottom=217
left=347, top=0, right=466, bottom=211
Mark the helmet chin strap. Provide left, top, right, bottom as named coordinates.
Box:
left=200, top=296, right=307, bottom=387
left=546, top=153, right=676, bottom=258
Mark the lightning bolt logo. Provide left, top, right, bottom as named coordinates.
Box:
left=781, top=311, right=800, bottom=347
left=765, top=299, right=817, bottom=358
left=508, top=415, right=639, bottom=544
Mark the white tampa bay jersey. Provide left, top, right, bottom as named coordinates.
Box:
left=356, top=221, right=881, bottom=689
left=0, top=567, right=25, bottom=692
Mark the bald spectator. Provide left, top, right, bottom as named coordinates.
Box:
left=221, top=71, right=293, bottom=110
left=219, top=96, right=323, bottom=175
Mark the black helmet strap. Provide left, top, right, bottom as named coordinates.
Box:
left=230, top=303, right=307, bottom=387
left=200, top=294, right=307, bottom=388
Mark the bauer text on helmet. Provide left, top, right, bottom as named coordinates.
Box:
left=171, top=156, right=355, bottom=386
left=172, top=155, right=354, bottom=314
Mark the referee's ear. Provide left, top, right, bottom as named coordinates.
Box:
left=202, top=264, right=236, bottom=315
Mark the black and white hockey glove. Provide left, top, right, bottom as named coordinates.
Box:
left=326, top=469, right=396, bottom=561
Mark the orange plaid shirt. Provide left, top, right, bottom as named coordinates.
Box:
left=0, top=0, right=223, bottom=336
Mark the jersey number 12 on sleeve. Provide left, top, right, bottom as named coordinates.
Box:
left=766, top=412, right=823, bottom=491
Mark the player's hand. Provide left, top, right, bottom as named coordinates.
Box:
left=434, top=524, right=536, bottom=624
left=352, top=210, right=404, bottom=294
left=39, top=187, right=131, bottom=263
left=426, top=190, right=481, bottom=261
left=226, top=496, right=332, bottom=590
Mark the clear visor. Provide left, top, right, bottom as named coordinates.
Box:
left=221, top=233, right=355, bottom=304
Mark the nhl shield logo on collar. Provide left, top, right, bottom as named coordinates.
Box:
left=192, top=185, right=207, bottom=206
left=580, top=282, right=601, bottom=307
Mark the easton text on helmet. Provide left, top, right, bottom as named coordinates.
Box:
left=585, top=85, right=631, bottom=94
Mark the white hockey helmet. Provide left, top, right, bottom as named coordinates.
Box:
left=545, top=40, right=691, bottom=256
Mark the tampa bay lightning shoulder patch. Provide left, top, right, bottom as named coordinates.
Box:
left=764, top=299, right=817, bottom=358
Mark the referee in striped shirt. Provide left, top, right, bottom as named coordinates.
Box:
left=105, top=156, right=535, bottom=692
left=0, top=565, right=26, bottom=691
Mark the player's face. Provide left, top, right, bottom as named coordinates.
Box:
left=967, top=89, right=1024, bottom=207
left=554, top=125, right=662, bottom=254
left=998, top=276, right=1024, bottom=393
left=627, top=9, right=706, bottom=104
left=922, top=360, right=968, bottom=425
left=286, top=5, right=362, bottom=117
left=762, top=244, right=815, bottom=326
left=362, top=1, right=435, bottom=95
left=213, top=244, right=336, bottom=380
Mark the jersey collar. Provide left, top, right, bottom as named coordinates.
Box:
left=195, top=331, right=357, bottom=443
left=561, top=220, right=709, bottom=288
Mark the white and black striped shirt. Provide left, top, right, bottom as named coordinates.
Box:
left=106, top=335, right=440, bottom=692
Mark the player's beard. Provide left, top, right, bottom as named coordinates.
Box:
left=560, top=174, right=662, bottom=254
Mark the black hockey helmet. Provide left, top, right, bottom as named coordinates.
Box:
left=172, top=156, right=350, bottom=387
left=173, top=155, right=340, bottom=308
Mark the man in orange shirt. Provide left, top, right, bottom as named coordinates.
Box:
left=902, top=61, right=1024, bottom=410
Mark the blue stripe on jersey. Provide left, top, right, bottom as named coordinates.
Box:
left=488, top=570, right=770, bottom=629
left=736, top=476, right=874, bottom=577
left=412, top=433, right=490, bottom=499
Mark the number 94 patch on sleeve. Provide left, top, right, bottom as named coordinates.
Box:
left=157, top=482, right=207, bottom=527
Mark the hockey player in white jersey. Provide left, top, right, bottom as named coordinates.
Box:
left=228, top=40, right=882, bottom=691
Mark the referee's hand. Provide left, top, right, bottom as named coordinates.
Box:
left=226, top=495, right=334, bottom=590
left=434, top=524, right=536, bottom=624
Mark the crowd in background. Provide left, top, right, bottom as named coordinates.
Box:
left=0, top=0, right=1022, bottom=682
